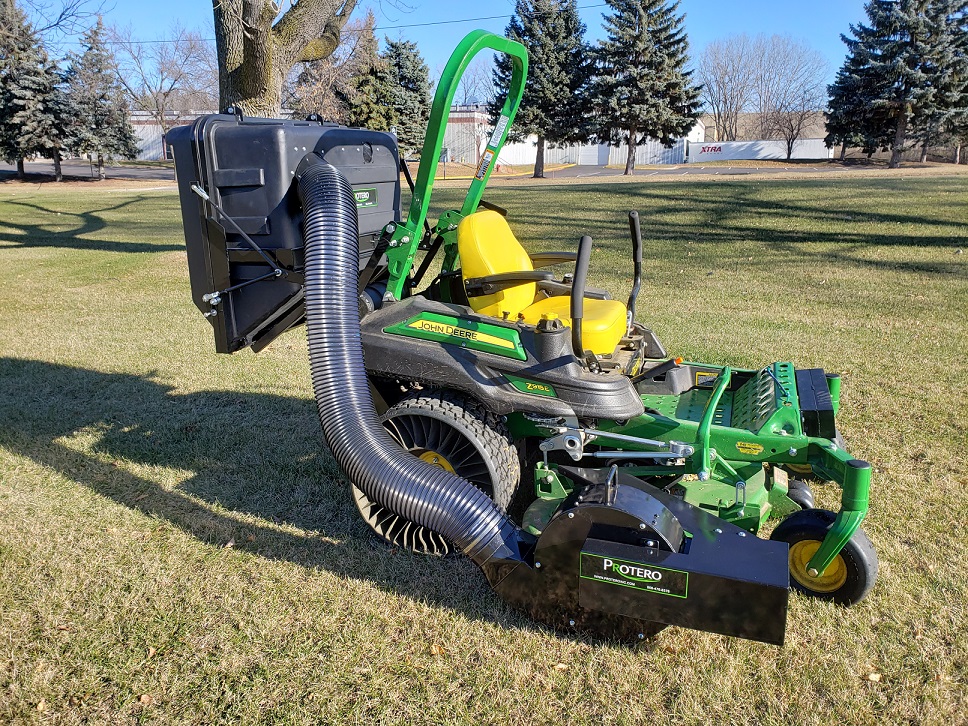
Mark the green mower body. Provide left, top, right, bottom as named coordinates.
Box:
left=169, top=30, right=876, bottom=645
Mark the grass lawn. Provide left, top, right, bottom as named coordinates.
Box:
left=0, top=175, right=965, bottom=724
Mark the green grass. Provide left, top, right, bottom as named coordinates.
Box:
left=0, top=176, right=966, bottom=724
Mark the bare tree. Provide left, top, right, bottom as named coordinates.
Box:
left=110, top=22, right=219, bottom=140
left=455, top=58, right=494, bottom=106
left=285, top=9, right=377, bottom=121
left=213, top=0, right=358, bottom=117
left=698, top=33, right=827, bottom=154
left=696, top=35, right=756, bottom=141
left=8, top=0, right=102, bottom=44
left=752, top=35, right=827, bottom=155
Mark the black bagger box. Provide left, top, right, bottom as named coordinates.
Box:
left=168, top=114, right=400, bottom=353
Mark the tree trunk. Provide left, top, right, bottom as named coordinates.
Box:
left=786, top=138, right=794, bottom=160
left=214, top=0, right=355, bottom=118
left=624, top=128, right=637, bottom=175
left=919, top=139, right=928, bottom=163
left=839, top=141, right=848, bottom=161
left=956, top=144, right=962, bottom=165
left=533, top=135, right=545, bottom=178
left=97, top=153, right=105, bottom=181
left=53, top=150, right=62, bottom=182
left=16, top=158, right=24, bottom=179
left=888, top=114, right=907, bottom=169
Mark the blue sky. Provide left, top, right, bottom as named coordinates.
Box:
left=60, top=0, right=868, bottom=79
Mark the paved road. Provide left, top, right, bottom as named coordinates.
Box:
left=0, top=160, right=176, bottom=181
left=1, top=159, right=857, bottom=183
left=542, top=163, right=852, bottom=179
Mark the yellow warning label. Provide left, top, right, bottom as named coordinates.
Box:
left=736, top=441, right=765, bottom=456
left=695, top=370, right=720, bottom=387
left=407, top=319, right=514, bottom=349
left=476, top=149, right=494, bottom=180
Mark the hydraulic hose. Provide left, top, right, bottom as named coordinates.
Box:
left=295, top=153, right=523, bottom=566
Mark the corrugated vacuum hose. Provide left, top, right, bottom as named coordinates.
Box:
left=294, top=153, right=524, bottom=568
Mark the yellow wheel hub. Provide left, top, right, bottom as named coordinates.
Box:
left=789, top=540, right=847, bottom=593
left=417, top=449, right=455, bottom=473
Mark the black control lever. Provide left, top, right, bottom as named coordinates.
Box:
left=571, top=235, right=593, bottom=361
left=626, top=210, right=643, bottom=335
left=630, top=357, right=683, bottom=384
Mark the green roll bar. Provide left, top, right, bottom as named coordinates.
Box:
left=383, top=30, right=529, bottom=302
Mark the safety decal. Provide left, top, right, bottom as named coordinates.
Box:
left=736, top=441, right=765, bottom=456
left=476, top=149, right=495, bottom=180
left=488, top=115, right=510, bottom=148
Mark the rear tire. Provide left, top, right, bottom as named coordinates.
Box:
left=352, top=391, right=519, bottom=555
left=770, top=508, right=877, bottom=605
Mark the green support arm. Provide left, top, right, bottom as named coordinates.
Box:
left=804, top=438, right=871, bottom=576
left=696, top=367, right=731, bottom=480
left=383, top=30, right=529, bottom=302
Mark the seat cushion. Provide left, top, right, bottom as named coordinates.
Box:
left=521, top=296, right=627, bottom=356
left=457, top=211, right=536, bottom=318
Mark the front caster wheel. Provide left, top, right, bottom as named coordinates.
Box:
left=770, top=508, right=877, bottom=605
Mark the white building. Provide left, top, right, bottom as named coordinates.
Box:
left=132, top=105, right=707, bottom=166
left=442, top=104, right=705, bottom=167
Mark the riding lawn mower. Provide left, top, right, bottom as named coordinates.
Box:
left=169, top=31, right=877, bottom=646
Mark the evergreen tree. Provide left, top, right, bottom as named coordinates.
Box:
left=342, top=56, right=397, bottom=132
left=489, top=0, right=593, bottom=178
left=63, top=18, right=138, bottom=180
left=381, top=39, right=431, bottom=156
left=838, top=1, right=951, bottom=168
left=591, top=0, right=701, bottom=175
left=911, top=0, right=968, bottom=160
left=0, top=1, right=70, bottom=180
left=825, top=39, right=891, bottom=159
left=339, top=37, right=430, bottom=157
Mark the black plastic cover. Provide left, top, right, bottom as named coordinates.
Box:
left=168, top=114, right=400, bottom=353
left=795, top=368, right=836, bottom=438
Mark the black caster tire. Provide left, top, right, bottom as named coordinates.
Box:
left=352, top=391, right=519, bottom=556
left=787, top=479, right=815, bottom=510
left=770, top=508, right=877, bottom=605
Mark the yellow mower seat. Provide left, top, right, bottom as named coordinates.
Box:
left=457, top=210, right=627, bottom=355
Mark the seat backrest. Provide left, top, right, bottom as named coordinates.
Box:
left=457, top=210, right=535, bottom=318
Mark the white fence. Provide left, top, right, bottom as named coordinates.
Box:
left=605, top=138, right=688, bottom=166
left=687, top=138, right=832, bottom=163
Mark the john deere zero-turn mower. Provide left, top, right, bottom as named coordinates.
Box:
left=169, top=31, right=876, bottom=645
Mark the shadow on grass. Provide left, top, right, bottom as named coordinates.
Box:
left=483, top=179, right=967, bottom=277
left=0, top=197, right=183, bottom=254
left=1, top=356, right=638, bottom=642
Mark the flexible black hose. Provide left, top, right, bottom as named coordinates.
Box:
left=296, top=154, right=523, bottom=566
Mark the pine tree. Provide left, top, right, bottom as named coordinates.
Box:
left=591, top=0, right=701, bottom=175
left=825, top=39, right=890, bottom=159
left=63, top=18, right=138, bottom=180
left=841, top=1, right=942, bottom=167
left=489, top=0, right=593, bottom=178
left=911, top=0, right=968, bottom=160
left=381, top=39, right=431, bottom=157
left=342, top=56, right=397, bottom=132
left=0, top=1, right=70, bottom=180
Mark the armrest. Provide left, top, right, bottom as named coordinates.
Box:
left=529, top=251, right=578, bottom=268
left=537, top=279, right=611, bottom=300
left=465, top=270, right=553, bottom=296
